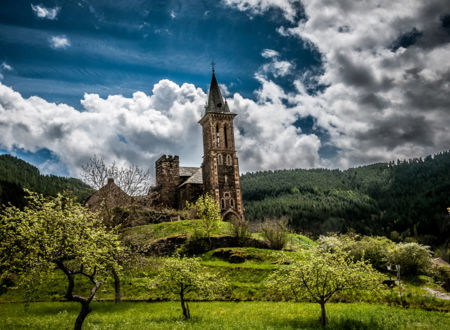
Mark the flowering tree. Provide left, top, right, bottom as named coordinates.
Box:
left=267, top=248, right=381, bottom=326
left=187, top=194, right=221, bottom=247
left=148, top=257, right=224, bottom=319
left=0, top=191, right=122, bottom=330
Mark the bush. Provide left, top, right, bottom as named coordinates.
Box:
left=391, top=242, right=432, bottom=276
left=353, top=236, right=395, bottom=271
left=229, top=216, right=251, bottom=245
left=318, top=234, right=396, bottom=271
left=261, top=219, right=289, bottom=250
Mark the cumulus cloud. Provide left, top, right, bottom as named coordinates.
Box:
left=260, top=48, right=293, bottom=78
left=225, top=0, right=450, bottom=167
left=31, top=4, right=60, bottom=20
left=50, top=35, right=70, bottom=49
left=0, top=76, right=321, bottom=178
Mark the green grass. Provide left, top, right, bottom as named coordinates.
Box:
left=122, top=220, right=233, bottom=242
left=1, top=301, right=448, bottom=329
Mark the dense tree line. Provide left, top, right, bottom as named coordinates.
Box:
left=0, top=155, right=93, bottom=207
left=241, top=151, right=450, bottom=249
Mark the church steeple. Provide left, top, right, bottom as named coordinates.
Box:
left=199, top=68, right=243, bottom=220
left=206, top=70, right=230, bottom=113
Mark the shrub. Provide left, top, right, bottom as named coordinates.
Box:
left=229, top=215, right=251, bottom=245
left=261, top=219, right=289, bottom=250
left=391, top=242, right=432, bottom=276
left=353, top=236, right=395, bottom=271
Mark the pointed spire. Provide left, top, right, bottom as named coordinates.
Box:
left=206, top=67, right=229, bottom=113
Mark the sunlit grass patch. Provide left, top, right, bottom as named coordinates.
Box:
left=1, top=301, right=449, bottom=329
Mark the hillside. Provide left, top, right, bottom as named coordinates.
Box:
left=241, top=151, right=450, bottom=249
left=0, top=154, right=93, bottom=206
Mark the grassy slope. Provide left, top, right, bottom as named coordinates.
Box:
left=122, top=219, right=233, bottom=242
left=1, top=301, right=449, bottom=330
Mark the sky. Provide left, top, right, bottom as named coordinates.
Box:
left=0, top=0, right=449, bottom=180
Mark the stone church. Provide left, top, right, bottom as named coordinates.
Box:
left=153, top=70, right=244, bottom=220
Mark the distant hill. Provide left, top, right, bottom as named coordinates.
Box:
left=0, top=154, right=93, bottom=207
left=241, top=151, right=450, bottom=248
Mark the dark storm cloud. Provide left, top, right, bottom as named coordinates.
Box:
left=358, top=93, right=390, bottom=110
left=335, top=52, right=377, bottom=89
left=356, top=115, right=435, bottom=150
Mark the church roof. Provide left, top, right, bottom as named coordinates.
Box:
left=179, top=167, right=199, bottom=177
left=178, top=167, right=203, bottom=187
left=205, top=71, right=230, bottom=113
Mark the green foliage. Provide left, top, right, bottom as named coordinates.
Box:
left=0, top=191, right=120, bottom=280
left=229, top=215, right=251, bottom=245
left=391, top=242, right=433, bottom=276
left=187, top=194, right=222, bottom=245
left=318, top=234, right=396, bottom=271
left=260, top=219, right=289, bottom=250
left=0, top=191, right=122, bottom=328
left=0, top=155, right=93, bottom=207
left=241, top=151, right=450, bottom=250
left=267, top=247, right=382, bottom=325
left=317, top=234, right=433, bottom=276
left=146, top=256, right=226, bottom=318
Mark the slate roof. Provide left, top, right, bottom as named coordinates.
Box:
left=179, top=167, right=199, bottom=177
left=178, top=168, right=203, bottom=187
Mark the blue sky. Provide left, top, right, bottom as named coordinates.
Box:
left=0, top=0, right=319, bottom=106
left=0, top=0, right=449, bottom=179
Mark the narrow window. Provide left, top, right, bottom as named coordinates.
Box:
left=226, top=155, right=232, bottom=166
left=221, top=199, right=225, bottom=209
left=216, top=124, right=220, bottom=147
left=218, top=154, right=223, bottom=165
left=224, top=124, right=228, bottom=148
left=231, top=199, right=234, bottom=208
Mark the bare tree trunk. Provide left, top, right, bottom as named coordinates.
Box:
left=74, top=302, right=91, bottom=330
left=180, top=285, right=190, bottom=319
left=57, top=262, right=102, bottom=330
left=320, top=301, right=328, bottom=326
left=112, top=268, right=121, bottom=304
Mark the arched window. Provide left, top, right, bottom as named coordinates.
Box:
left=224, top=124, right=228, bottom=148
left=221, top=199, right=225, bottom=209
left=226, top=154, right=232, bottom=166
left=217, top=154, right=223, bottom=165
left=216, top=124, right=220, bottom=147
left=230, top=199, right=234, bottom=208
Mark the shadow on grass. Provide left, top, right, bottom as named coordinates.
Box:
left=263, top=314, right=387, bottom=330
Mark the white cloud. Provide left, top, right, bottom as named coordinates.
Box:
left=219, top=83, right=231, bottom=96
left=224, top=0, right=450, bottom=167
left=260, top=49, right=293, bottom=78
left=0, top=77, right=321, bottom=178
left=170, top=10, right=176, bottom=19
left=223, top=0, right=298, bottom=22
left=261, top=49, right=279, bottom=58
left=0, top=73, right=3, bottom=80
left=31, top=4, right=60, bottom=20
left=50, top=35, right=71, bottom=49
left=1, top=62, right=12, bottom=71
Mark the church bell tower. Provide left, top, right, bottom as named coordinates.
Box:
left=199, top=68, right=244, bottom=219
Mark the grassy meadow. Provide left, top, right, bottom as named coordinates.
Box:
left=1, top=301, right=449, bottom=330
left=1, top=219, right=449, bottom=329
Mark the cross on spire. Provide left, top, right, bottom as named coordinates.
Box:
left=211, top=61, right=215, bottom=73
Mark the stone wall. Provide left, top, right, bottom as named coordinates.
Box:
left=155, top=155, right=180, bottom=208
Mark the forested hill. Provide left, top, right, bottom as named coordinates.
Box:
left=0, top=155, right=93, bottom=207
left=241, top=151, right=450, bottom=248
